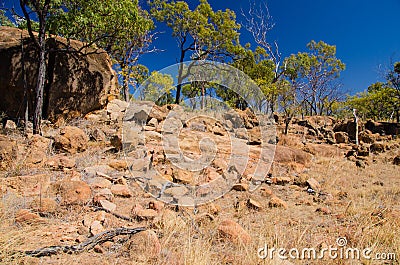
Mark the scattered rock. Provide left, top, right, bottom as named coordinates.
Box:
left=173, top=169, right=193, bottom=184
left=90, top=220, right=105, bottom=236
left=45, top=154, right=76, bottom=169
left=370, top=142, right=386, bottom=153
left=110, top=184, right=133, bottom=197
left=26, top=134, right=52, bottom=164
left=260, top=186, right=273, bottom=197
left=83, top=212, right=106, bottom=227
left=316, top=207, right=332, bottom=215
left=274, top=145, right=312, bottom=167
left=15, top=209, right=41, bottom=224
left=356, top=160, right=366, bottom=168
left=218, top=219, right=251, bottom=245
left=99, top=200, right=116, bottom=212
left=359, top=131, right=376, bottom=144
left=334, top=132, right=349, bottom=144
left=91, top=128, right=107, bottom=142
left=5, top=120, right=17, bottom=130
left=54, top=126, right=88, bottom=153
left=247, top=198, right=262, bottom=210
left=132, top=208, right=159, bottom=220
left=357, top=145, right=370, bottom=157
left=90, top=177, right=112, bottom=190
left=393, top=155, right=400, bottom=166
left=149, top=200, right=165, bottom=213
left=232, top=183, right=249, bottom=191
left=271, top=176, right=291, bottom=185
left=108, top=159, right=128, bottom=171
left=268, top=196, right=288, bottom=209
left=55, top=180, right=92, bottom=205
left=125, top=230, right=161, bottom=261
left=93, top=188, right=114, bottom=203
left=0, top=135, right=17, bottom=169
left=148, top=118, right=158, bottom=128
left=247, top=127, right=262, bottom=145
left=306, top=178, right=321, bottom=191
left=164, top=186, right=188, bottom=197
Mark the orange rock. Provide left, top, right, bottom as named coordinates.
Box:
left=110, top=184, right=133, bottom=197
left=268, top=196, right=288, bottom=209
left=232, top=183, right=249, bottom=191
left=108, top=159, right=128, bottom=170
left=260, top=186, right=273, bottom=197
left=55, top=180, right=92, bottom=205
left=218, top=219, right=252, bottom=245
left=247, top=198, right=262, bottom=210
left=90, top=220, right=105, bottom=236
left=125, top=230, right=161, bottom=260
left=15, top=209, right=41, bottom=224
left=54, top=126, right=88, bottom=154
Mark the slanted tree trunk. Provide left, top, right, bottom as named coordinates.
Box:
left=33, top=25, right=47, bottom=134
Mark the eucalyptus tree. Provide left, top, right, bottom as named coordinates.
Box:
left=284, top=40, right=345, bottom=116
left=150, top=0, right=241, bottom=104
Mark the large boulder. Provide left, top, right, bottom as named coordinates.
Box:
left=0, top=26, right=118, bottom=122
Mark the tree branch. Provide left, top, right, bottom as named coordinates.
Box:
left=25, top=227, right=146, bottom=257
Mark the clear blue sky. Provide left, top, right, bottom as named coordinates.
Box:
left=140, top=0, right=400, bottom=95
left=3, top=0, right=400, bottom=95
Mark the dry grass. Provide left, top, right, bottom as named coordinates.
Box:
left=1, top=126, right=399, bottom=264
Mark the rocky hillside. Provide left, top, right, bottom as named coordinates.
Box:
left=0, top=100, right=399, bottom=264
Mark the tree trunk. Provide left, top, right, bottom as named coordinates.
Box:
left=201, top=82, right=205, bottom=109
left=33, top=28, right=46, bottom=135
left=175, top=49, right=186, bottom=104
left=284, top=116, right=292, bottom=135
left=21, top=32, right=29, bottom=133
left=353, top=109, right=359, bottom=146
left=122, top=75, right=130, bottom=102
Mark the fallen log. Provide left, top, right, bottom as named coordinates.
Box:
left=25, top=227, right=146, bottom=257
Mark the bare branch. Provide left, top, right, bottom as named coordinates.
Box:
left=241, top=1, right=282, bottom=79
left=25, top=227, right=146, bottom=257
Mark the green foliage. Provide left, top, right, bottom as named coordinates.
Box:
left=141, top=71, right=174, bottom=105
left=284, top=40, right=345, bottom=115
left=48, top=0, right=154, bottom=100
left=17, top=19, right=39, bottom=31
left=0, top=10, right=14, bottom=27
left=228, top=45, right=276, bottom=112
left=386, top=61, right=400, bottom=92
left=345, top=82, right=398, bottom=121
left=150, top=0, right=241, bottom=103
left=49, top=0, right=144, bottom=49
left=345, top=62, right=400, bottom=122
